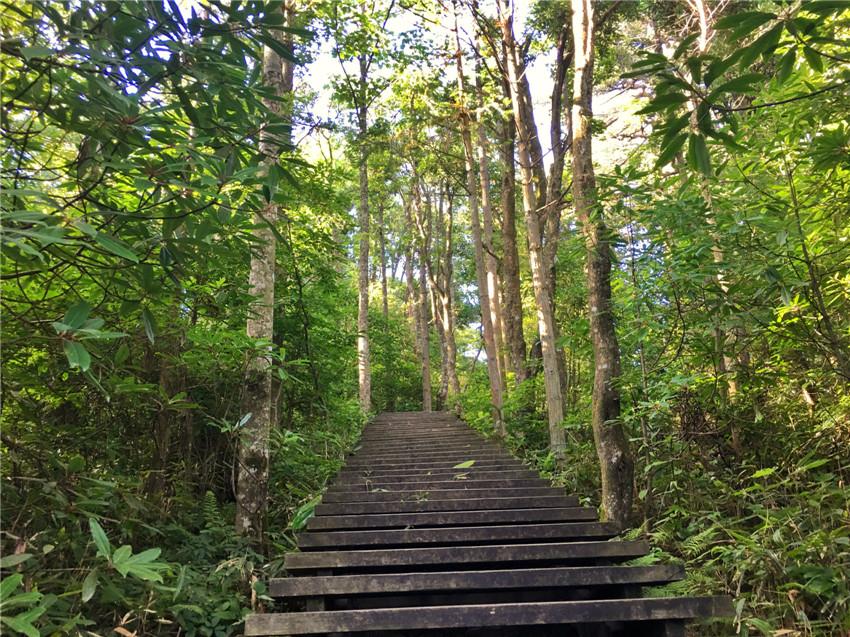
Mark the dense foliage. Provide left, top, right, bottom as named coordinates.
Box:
left=2, top=0, right=848, bottom=636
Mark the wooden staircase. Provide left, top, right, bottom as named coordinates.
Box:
left=246, top=411, right=732, bottom=636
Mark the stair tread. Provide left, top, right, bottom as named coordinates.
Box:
left=284, top=540, right=650, bottom=571
left=306, top=507, right=600, bottom=530
left=245, top=596, right=733, bottom=635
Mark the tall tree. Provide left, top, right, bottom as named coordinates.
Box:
left=570, top=0, right=634, bottom=527
left=414, top=175, right=433, bottom=411
left=454, top=3, right=505, bottom=436
left=498, top=0, right=566, bottom=461
left=497, top=78, right=528, bottom=384
left=323, top=0, right=396, bottom=412
left=236, top=1, right=296, bottom=539
left=476, top=69, right=508, bottom=392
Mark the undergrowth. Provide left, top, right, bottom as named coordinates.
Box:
left=459, top=378, right=850, bottom=636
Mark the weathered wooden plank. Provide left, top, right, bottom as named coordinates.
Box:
left=333, top=469, right=538, bottom=483
left=349, top=451, right=514, bottom=463
left=320, top=487, right=563, bottom=503
left=269, top=564, right=684, bottom=597
left=327, top=479, right=549, bottom=493
left=245, top=596, right=733, bottom=635
left=284, top=540, right=649, bottom=571
left=344, top=459, right=524, bottom=470
left=341, top=465, right=526, bottom=475
left=306, top=507, right=600, bottom=530
left=314, top=495, right=579, bottom=516
left=297, top=521, right=617, bottom=549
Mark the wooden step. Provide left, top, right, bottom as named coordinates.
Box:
left=327, top=479, right=549, bottom=492
left=245, top=596, right=733, bottom=635
left=333, top=469, right=539, bottom=482
left=270, top=564, right=684, bottom=597
left=306, top=507, right=600, bottom=530
left=320, top=487, right=563, bottom=503
left=315, top=495, right=579, bottom=516
left=349, top=451, right=514, bottom=463
left=344, top=459, right=524, bottom=470
left=298, top=522, right=618, bottom=549
left=284, top=540, right=649, bottom=572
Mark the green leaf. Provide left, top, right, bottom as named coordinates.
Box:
left=0, top=554, right=32, bottom=569
left=802, top=45, right=824, bottom=72
left=637, top=92, right=689, bottom=114
left=256, top=30, right=298, bottom=63
left=95, top=233, right=140, bottom=263
left=777, top=48, right=797, bottom=83
left=115, top=343, right=130, bottom=365
left=687, top=134, right=712, bottom=177
left=67, top=454, right=86, bottom=473
left=673, top=33, right=699, bottom=59
left=63, top=341, right=91, bottom=371
left=20, top=45, right=54, bottom=60
left=452, top=460, right=476, bottom=469
left=751, top=467, right=776, bottom=479
left=1, top=606, right=45, bottom=637
left=656, top=133, right=688, bottom=167
left=738, top=24, right=784, bottom=69
left=704, top=49, right=747, bottom=87
left=125, top=548, right=161, bottom=565
left=708, top=73, right=766, bottom=99
left=89, top=519, right=111, bottom=559
left=112, top=545, right=132, bottom=567
left=290, top=496, right=321, bottom=531
left=141, top=308, right=157, bottom=344
left=63, top=301, right=92, bottom=329
left=81, top=569, right=98, bottom=603
left=714, top=11, right=776, bottom=31
left=1, top=574, right=24, bottom=599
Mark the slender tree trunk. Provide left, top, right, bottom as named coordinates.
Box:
left=476, top=69, right=508, bottom=393
left=500, top=0, right=564, bottom=459
left=441, top=191, right=461, bottom=404
left=404, top=243, right=420, bottom=356
left=236, top=2, right=294, bottom=539
left=418, top=251, right=432, bottom=411
left=571, top=0, right=634, bottom=528
left=356, top=54, right=371, bottom=413
left=430, top=188, right=451, bottom=408
left=497, top=67, right=527, bottom=383
left=378, top=203, right=389, bottom=322
left=455, top=6, right=504, bottom=436
left=414, top=180, right=433, bottom=411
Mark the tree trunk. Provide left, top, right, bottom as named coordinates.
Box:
left=378, top=203, right=389, bottom=322
left=356, top=53, right=371, bottom=413
left=418, top=251, right=432, bottom=411
left=236, top=2, right=294, bottom=539
left=497, top=60, right=527, bottom=384
left=455, top=6, right=504, bottom=436
left=476, top=69, right=508, bottom=393
left=499, top=0, right=565, bottom=459
left=440, top=189, right=461, bottom=404
left=414, top=180, right=433, bottom=411
left=571, top=0, right=634, bottom=529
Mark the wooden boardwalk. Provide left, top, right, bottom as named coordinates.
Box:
left=246, top=411, right=731, bottom=636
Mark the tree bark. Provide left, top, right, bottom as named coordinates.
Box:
left=356, top=53, right=372, bottom=413
left=571, top=0, right=634, bottom=528
left=497, top=51, right=527, bottom=384
left=455, top=6, right=505, bottom=436
left=475, top=69, right=508, bottom=393
left=378, top=203, right=389, bottom=322
left=236, top=0, right=295, bottom=539
left=415, top=180, right=433, bottom=411
left=499, top=0, right=565, bottom=460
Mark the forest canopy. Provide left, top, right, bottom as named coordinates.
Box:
left=1, top=0, right=848, bottom=635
